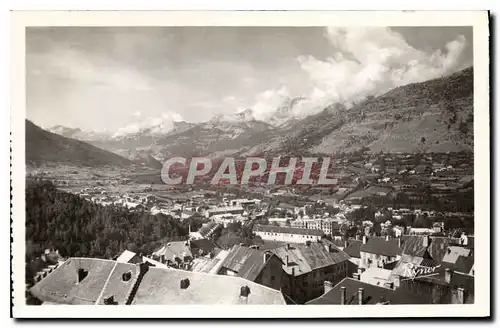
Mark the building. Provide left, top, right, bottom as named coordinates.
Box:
left=191, top=222, right=222, bottom=240
left=206, top=206, right=244, bottom=218
left=151, top=241, right=193, bottom=269
left=291, top=218, right=341, bottom=237
left=217, top=245, right=283, bottom=291
left=253, top=225, right=324, bottom=243
left=131, top=266, right=287, bottom=305
left=29, top=257, right=286, bottom=305
left=29, top=258, right=141, bottom=305
left=359, top=236, right=403, bottom=270
left=271, top=241, right=350, bottom=303
left=306, top=277, right=433, bottom=305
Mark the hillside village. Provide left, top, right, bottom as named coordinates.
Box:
left=26, top=149, right=474, bottom=305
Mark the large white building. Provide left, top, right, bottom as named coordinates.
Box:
left=253, top=225, right=324, bottom=243
left=205, top=206, right=244, bottom=218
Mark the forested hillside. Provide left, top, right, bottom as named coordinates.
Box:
left=25, top=180, right=204, bottom=262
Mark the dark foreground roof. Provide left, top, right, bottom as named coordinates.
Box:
left=30, top=258, right=138, bottom=305
left=30, top=257, right=286, bottom=305
left=307, top=278, right=432, bottom=305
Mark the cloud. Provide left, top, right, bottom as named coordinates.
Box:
left=28, top=48, right=153, bottom=91
left=246, top=27, right=468, bottom=123
left=113, top=112, right=184, bottom=137
left=298, top=27, right=467, bottom=105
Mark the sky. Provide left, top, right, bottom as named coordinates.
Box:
left=26, top=26, right=473, bottom=134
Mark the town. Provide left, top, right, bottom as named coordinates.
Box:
left=26, top=150, right=475, bottom=305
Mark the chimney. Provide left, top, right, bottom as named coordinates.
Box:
left=423, top=235, right=429, bottom=247
left=340, top=286, right=347, bottom=305
left=285, top=255, right=289, bottom=266
left=461, top=234, right=468, bottom=246
left=457, top=287, right=466, bottom=304
left=306, top=240, right=311, bottom=247
left=264, top=252, right=271, bottom=262
left=180, top=278, right=190, bottom=289
left=286, top=243, right=291, bottom=250
left=394, top=275, right=401, bottom=287
left=385, top=235, right=390, bottom=241
left=160, top=254, right=166, bottom=263
left=445, top=268, right=453, bottom=283
left=324, top=280, right=333, bottom=294
left=358, top=288, right=364, bottom=305
left=353, top=273, right=360, bottom=280
left=362, top=235, right=367, bottom=244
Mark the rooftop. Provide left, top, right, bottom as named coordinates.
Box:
left=219, top=245, right=275, bottom=281
left=131, top=267, right=286, bottom=305
left=30, top=258, right=137, bottom=305
left=307, top=278, right=432, bottom=305
left=271, top=242, right=349, bottom=276
left=254, top=225, right=324, bottom=236
left=152, top=241, right=193, bottom=260
left=360, top=237, right=402, bottom=257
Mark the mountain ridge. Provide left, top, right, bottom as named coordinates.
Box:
left=41, top=66, right=474, bottom=159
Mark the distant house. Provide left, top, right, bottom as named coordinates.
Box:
left=152, top=241, right=193, bottom=269
left=253, top=225, right=324, bottom=243
left=206, top=206, right=244, bottom=218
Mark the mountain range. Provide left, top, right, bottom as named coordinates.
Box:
left=35, top=66, right=473, bottom=167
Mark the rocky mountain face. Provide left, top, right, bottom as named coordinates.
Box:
left=43, top=67, right=473, bottom=162
left=242, top=66, right=474, bottom=156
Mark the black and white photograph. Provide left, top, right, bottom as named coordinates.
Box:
left=10, top=10, right=490, bottom=318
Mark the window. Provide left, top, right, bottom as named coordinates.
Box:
left=122, top=271, right=132, bottom=282
left=77, top=268, right=88, bottom=283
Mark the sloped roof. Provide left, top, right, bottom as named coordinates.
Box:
left=30, top=258, right=137, bottom=305
left=116, top=250, right=138, bottom=263
left=153, top=241, right=193, bottom=260
left=198, top=222, right=221, bottom=237
left=360, top=237, right=402, bottom=257
left=454, top=255, right=474, bottom=275
left=189, top=238, right=218, bottom=254
left=219, top=245, right=275, bottom=281
left=131, top=267, right=286, bottom=305
left=254, top=225, right=324, bottom=236
left=441, top=246, right=471, bottom=264
left=271, top=242, right=349, bottom=276
left=307, top=278, right=432, bottom=305
left=361, top=267, right=392, bottom=287
left=343, top=239, right=363, bottom=258
left=401, top=236, right=428, bottom=257
left=97, top=263, right=140, bottom=305
left=427, top=237, right=454, bottom=263
left=191, top=250, right=230, bottom=274
left=401, top=236, right=461, bottom=263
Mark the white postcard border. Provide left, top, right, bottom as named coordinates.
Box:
left=11, top=10, right=490, bottom=318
